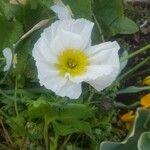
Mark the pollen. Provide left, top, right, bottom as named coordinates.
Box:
left=55, top=49, right=89, bottom=77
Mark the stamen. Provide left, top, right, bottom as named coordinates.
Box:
left=67, top=58, right=77, bottom=69
left=55, top=49, right=89, bottom=77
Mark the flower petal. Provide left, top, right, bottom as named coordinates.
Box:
left=70, top=19, right=94, bottom=48
left=36, top=61, right=67, bottom=94
left=70, top=65, right=113, bottom=83
left=56, top=81, right=82, bottom=99
left=50, top=30, right=84, bottom=56
left=2, top=48, right=12, bottom=72
left=86, top=41, right=120, bottom=55
left=86, top=41, right=120, bottom=75
left=43, top=18, right=94, bottom=48
left=36, top=61, right=81, bottom=99
left=140, top=93, right=150, bottom=108
left=51, top=1, right=72, bottom=20
left=43, top=76, right=67, bottom=94
left=87, top=69, right=118, bottom=91
left=32, top=36, right=57, bottom=63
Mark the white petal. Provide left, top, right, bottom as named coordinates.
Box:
left=36, top=60, right=81, bottom=99
left=56, top=81, right=82, bottom=99
left=43, top=19, right=94, bottom=48
left=43, top=76, right=67, bottom=94
left=87, top=70, right=117, bottom=91
left=50, top=30, right=84, bottom=56
left=70, top=19, right=94, bottom=48
left=86, top=41, right=120, bottom=56
left=35, top=61, right=56, bottom=82
left=86, top=41, right=120, bottom=71
left=51, top=1, right=72, bottom=20
left=2, top=48, right=12, bottom=71
left=70, top=65, right=113, bottom=83
left=84, top=41, right=120, bottom=91
left=36, top=61, right=67, bottom=93
left=32, top=36, right=57, bottom=63
left=32, top=21, right=63, bottom=63
left=42, top=21, right=61, bottom=44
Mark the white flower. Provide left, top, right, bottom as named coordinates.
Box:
left=2, top=48, right=17, bottom=71
left=32, top=3, right=120, bottom=99
left=51, top=0, right=73, bottom=20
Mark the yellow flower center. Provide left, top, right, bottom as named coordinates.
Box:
left=55, top=49, right=89, bottom=77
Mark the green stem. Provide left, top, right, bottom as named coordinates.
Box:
left=44, top=116, right=50, bottom=150
left=120, top=44, right=150, bottom=62
left=3, top=88, right=49, bottom=94
left=88, top=90, right=95, bottom=102
left=14, top=77, right=19, bottom=116
left=50, top=136, right=58, bottom=150
left=0, top=120, right=14, bottom=147
left=115, top=101, right=140, bottom=109
left=0, top=71, right=10, bottom=85
left=59, top=135, right=71, bottom=150
left=118, top=56, right=150, bottom=81
left=92, top=12, right=105, bottom=42
left=0, top=89, right=16, bottom=100
left=0, top=110, right=9, bottom=119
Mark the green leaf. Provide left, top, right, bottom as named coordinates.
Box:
left=93, top=0, right=139, bottom=37
left=116, top=17, right=139, bottom=34
left=62, top=0, right=92, bottom=19
left=117, top=86, right=150, bottom=94
left=0, top=16, right=23, bottom=51
left=28, top=99, right=52, bottom=119
left=52, top=120, right=92, bottom=136
left=6, top=115, right=27, bottom=137
left=138, top=132, right=150, bottom=150
left=0, top=0, right=22, bottom=20
left=38, top=0, right=53, bottom=8
left=28, top=0, right=53, bottom=9
left=144, top=114, right=150, bottom=129
left=28, top=0, right=39, bottom=9
left=100, top=109, right=150, bottom=150
left=28, top=99, right=94, bottom=122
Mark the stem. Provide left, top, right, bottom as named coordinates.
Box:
left=13, top=18, right=51, bottom=50
left=120, top=44, right=150, bottom=62
left=59, top=135, right=71, bottom=150
left=0, top=110, right=9, bottom=119
left=3, top=88, right=49, bottom=94
left=0, top=89, right=16, bottom=101
left=92, top=12, right=105, bottom=42
left=115, top=101, right=140, bottom=109
left=44, top=116, right=50, bottom=150
left=118, top=56, right=150, bottom=81
left=0, top=71, right=10, bottom=85
left=0, top=120, right=14, bottom=147
left=14, top=77, right=19, bottom=116
left=88, top=90, right=95, bottom=102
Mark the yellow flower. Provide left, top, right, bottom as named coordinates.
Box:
left=120, top=111, right=135, bottom=122
left=140, top=93, right=150, bottom=108
left=143, top=76, right=150, bottom=85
